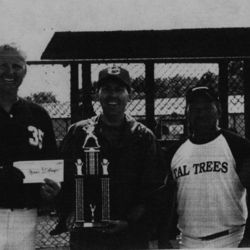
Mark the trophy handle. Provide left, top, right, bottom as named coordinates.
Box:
left=90, top=204, right=96, bottom=222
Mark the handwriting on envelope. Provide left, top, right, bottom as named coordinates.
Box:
left=14, top=160, right=64, bottom=183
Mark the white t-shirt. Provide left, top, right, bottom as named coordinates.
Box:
left=170, top=130, right=249, bottom=238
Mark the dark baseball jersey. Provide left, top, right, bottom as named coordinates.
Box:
left=0, top=97, right=57, bottom=208
left=168, top=129, right=250, bottom=238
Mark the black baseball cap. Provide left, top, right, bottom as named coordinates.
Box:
left=97, top=66, right=131, bottom=92
left=186, top=86, right=219, bottom=104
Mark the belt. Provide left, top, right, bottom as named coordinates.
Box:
left=199, top=225, right=245, bottom=241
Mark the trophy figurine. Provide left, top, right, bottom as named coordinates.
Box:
left=74, top=120, right=110, bottom=228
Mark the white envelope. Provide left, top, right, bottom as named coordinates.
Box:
left=14, top=160, right=64, bottom=184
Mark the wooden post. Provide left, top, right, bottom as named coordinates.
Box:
left=70, top=63, right=80, bottom=124
left=81, top=63, right=95, bottom=119
left=218, top=61, right=229, bottom=130
left=145, top=62, right=155, bottom=132
left=244, top=60, right=250, bottom=139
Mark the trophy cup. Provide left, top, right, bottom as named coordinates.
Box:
left=74, top=120, right=110, bottom=228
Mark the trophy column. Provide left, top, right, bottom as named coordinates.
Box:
left=75, top=159, right=85, bottom=227
left=101, top=178, right=110, bottom=221
left=101, top=159, right=110, bottom=221
left=75, top=178, right=84, bottom=224
left=85, top=148, right=99, bottom=175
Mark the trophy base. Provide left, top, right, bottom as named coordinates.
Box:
left=73, top=221, right=109, bottom=229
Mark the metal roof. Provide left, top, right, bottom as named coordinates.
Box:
left=41, top=28, right=250, bottom=60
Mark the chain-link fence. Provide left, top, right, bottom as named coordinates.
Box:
left=36, top=215, right=69, bottom=248
left=228, top=61, right=245, bottom=136
left=23, top=62, right=244, bottom=146
left=90, top=62, right=245, bottom=139
left=22, top=61, right=245, bottom=248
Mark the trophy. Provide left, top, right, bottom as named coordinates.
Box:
left=74, top=120, right=110, bottom=228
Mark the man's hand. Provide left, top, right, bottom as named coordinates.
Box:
left=102, top=220, right=128, bottom=234
left=127, top=205, right=145, bottom=222
left=0, top=166, right=25, bottom=185
left=66, top=211, right=75, bottom=231
left=40, top=178, right=61, bottom=201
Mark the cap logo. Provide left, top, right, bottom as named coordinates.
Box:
left=107, top=66, right=121, bottom=75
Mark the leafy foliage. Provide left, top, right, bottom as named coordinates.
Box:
left=25, top=92, right=59, bottom=104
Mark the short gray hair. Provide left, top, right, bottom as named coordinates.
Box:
left=0, top=43, right=27, bottom=61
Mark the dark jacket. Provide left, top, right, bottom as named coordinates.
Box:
left=59, top=114, right=169, bottom=249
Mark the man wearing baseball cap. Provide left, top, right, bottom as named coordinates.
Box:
left=59, top=66, right=168, bottom=249
left=98, top=66, right=131, bottom=92
left=166, top=85, right=250, bottom=248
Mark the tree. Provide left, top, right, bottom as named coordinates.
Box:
left=228, top=61, right=244, bottom=95
left=131, top=76, right=145, bottom=99
left=197, top=71, right=218, bottom=90
left=25, top=92, right=58, bottom=104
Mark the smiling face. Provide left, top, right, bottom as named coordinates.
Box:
left=0, top=50, right=26, bottom=96
left=186, top=95, right=221, bottom=136
left=97, top=79, right=131, bottom=122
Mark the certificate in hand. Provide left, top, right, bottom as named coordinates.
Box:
left=13, top=160, right=64, bottom=183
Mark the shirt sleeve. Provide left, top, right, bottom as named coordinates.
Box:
left=222, top=129, right=250, bottom=190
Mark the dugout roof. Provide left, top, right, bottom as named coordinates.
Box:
left=41, top=28, right=250, bottom=60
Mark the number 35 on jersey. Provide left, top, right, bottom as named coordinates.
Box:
left=28, top=126, right=44, bottom=149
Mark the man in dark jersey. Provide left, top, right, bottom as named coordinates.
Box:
left=166, top=86, right=250, bottom=248
left=0, top=43, right=60, bottom=249
left=59, top=66, right=168, bottom=249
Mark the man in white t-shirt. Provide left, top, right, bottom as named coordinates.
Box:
left=166, top=86, right=250, bottom=248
